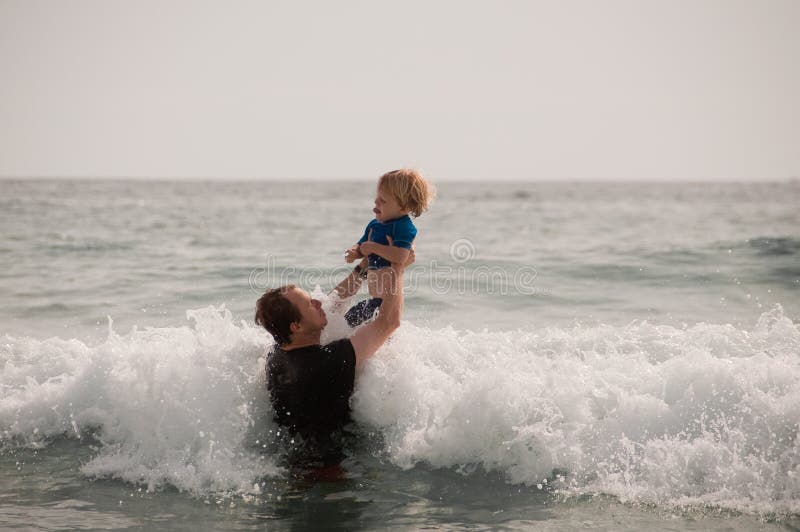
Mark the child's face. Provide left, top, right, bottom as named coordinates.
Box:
left=373, top=187, right=408, bottom=222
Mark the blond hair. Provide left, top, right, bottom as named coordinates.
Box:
left=378, top=168, right=435, bottom=218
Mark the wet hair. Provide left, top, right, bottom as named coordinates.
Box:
left=378, top=168, right=435, bottom=218
left=254, top=285, right=300, bottom=346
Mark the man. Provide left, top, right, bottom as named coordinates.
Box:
left=254, top=252, right=409, bottom=469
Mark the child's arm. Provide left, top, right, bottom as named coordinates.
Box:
left=346, top=225, right=373, bottom=263
left=344, top=244, right=363, bottom=263
left=332, top=257, right=368, bottom=299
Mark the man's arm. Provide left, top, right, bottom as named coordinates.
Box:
left=349, top=261, right=405, bottom=368
left=332, top=257, right=368, bottom=300
left=359, top=241, right=411, bottom=265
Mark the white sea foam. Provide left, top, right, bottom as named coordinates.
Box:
left=0, top=306, right=281, bottom=493
left=1, top=303, right=799, bottom=514
left=352, top=305, right=800, bottom=515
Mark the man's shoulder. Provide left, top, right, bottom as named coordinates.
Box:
left=323, top=338, right=355, bottom=357
left=271, top=340, right=355, bottom=364
left=267, top=344, right=311, bottom=369
left=267, top=346, right=285, bottom=364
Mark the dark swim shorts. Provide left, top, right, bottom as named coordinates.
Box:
left=344, top=298, right=383, bottom=327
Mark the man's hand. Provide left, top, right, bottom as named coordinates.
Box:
left=358, top=241, right=376, bottom=257
left=361, top=235, right=411, bottom=267
left=344, top=245, right=362, bottom=263
left=405, top=243, right=416, bottom=267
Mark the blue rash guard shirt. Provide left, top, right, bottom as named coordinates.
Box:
left=357, top=215, right=417, bottom=269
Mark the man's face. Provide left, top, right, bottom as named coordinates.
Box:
left=284, top=287, right=327, bottom=334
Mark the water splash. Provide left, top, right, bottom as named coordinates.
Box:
left=352, top=305, right=800, bottom=514
left=2, top=304, right=799, bottom=514
left=1, top=306, right=281, bottom=493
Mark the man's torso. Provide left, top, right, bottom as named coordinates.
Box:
left=267, top=339, right=356, bottom=450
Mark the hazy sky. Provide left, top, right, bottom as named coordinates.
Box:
left=1, top=0, right=798, bottom=181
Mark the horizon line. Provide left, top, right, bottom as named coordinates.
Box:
left=1, top=174, right=798, bottom=184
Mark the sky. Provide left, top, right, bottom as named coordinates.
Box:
left=0, top=0, right=798, bottom=181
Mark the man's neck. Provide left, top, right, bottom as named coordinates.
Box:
left=280, top=332, right=322, bottom=351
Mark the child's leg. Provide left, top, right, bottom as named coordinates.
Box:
left=350, top=267, right=394, bottom=327
left=344, top=298, right=383, bottom=327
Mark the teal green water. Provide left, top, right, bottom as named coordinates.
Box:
left=3, top=441, right=796, bottom=531
left=1, top=180, right=799, bottom=530
left=2, top=180, right=798, bottom=338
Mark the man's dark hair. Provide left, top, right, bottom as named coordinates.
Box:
left=255, top=285, right=300, bottom=346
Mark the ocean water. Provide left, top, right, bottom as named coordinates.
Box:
left=1, top=179, right=799, bottom=530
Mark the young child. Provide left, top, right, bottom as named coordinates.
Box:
left=343, top=168, right=434, bottom=327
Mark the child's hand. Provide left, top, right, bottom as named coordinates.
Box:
left=344, top=245, right=362, bottom=263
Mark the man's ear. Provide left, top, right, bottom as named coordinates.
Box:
left=290, top=321, right=301, bottom=333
